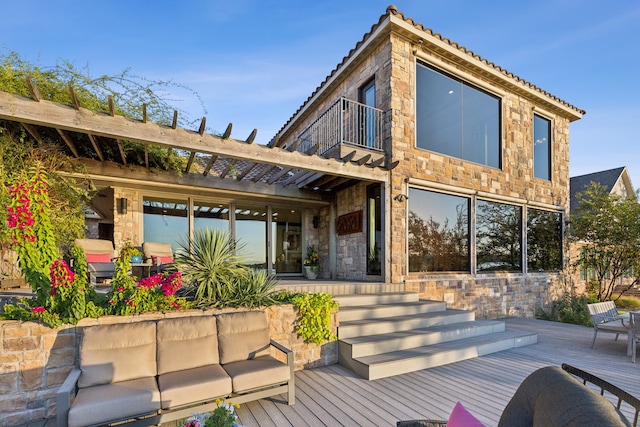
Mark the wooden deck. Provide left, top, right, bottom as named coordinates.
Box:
left=17, top=317, right=640, bottom=427
left=234, top=317, right=640, bottom=427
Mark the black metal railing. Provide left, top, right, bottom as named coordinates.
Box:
left=297, top=97, right=384, bottom=155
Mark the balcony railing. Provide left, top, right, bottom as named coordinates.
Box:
left=297, top=97, right=385, bottom=156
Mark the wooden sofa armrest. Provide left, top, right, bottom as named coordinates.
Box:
left=270, top=339, right=295, bottom=405
left=56, top=368, right=81, bottom=427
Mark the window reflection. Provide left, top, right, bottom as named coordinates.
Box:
left=194, top=201, right=229, bottom=232
left=534, top=115, right=551, bottom=180
left=416, top=61, right=500, bottom=168
left=476, top=200, right=522, bottom=272
left=272, top=208, right=302, bottom=275
left=143, top=196, right=188, bottom=252
left=527, top=208, right=562, bottom=271
left=235, top=205, right=267, bottom=269
left=408, top=188, right=470, bottom=272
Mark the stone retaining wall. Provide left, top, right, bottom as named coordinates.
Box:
left=0, top=305, right=337, bottom=426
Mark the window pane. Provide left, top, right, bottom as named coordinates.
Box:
left=143, top=196, right=188, bottom=253
left=235, top=205, right=267, bottom=269
left=367, top=184, right=382, bottom=275
left=534, top=115, right=551, bottom=180
left=272, top=208, right=302, bottom=274
left=527, top=208, right=562, bottom=271
left=476, top=200, right=522, bottom=272
left=408, top=188, right=469, bottom=272
left=194, top=200, right=229, bottom=232
left=416, top=62, right=500, bottom=167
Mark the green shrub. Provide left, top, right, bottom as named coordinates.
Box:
left=277, top=291, right=338, bottom=344
left=535, top=293, right=592, bottom=326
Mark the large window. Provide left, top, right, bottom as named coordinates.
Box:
left=408, top=188, right=470, bottom=272
left=534, top=114, right=551, bottom=180
left=194, top=200, right=229, bottom=232
left=143, top=196, right=188, bottom=252
left=416, top=61, right=501, bottom=168
left=272, top=208, right=302, bottom=275
left=476, top=200, right=522, bottom=272
left=234, top=205, right=268, bottom=270
left=527, top=208, right=562, bottom=271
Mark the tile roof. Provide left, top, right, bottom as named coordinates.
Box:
left=275, top=5, right=585, bottom=142
left=569, top=166, right=626, bottom=212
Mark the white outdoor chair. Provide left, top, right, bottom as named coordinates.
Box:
left=587, top=301, right=630, bottom=348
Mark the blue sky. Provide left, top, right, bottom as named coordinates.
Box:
left=3, top=1, right=640, bottom=186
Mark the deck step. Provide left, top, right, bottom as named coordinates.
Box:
left=338, top=300, right=445, bottom=322
left=338, top=309, right=474, bottom=339
left=334, top=292, right=420, bottom=307
left=339, top=320, right=506, bottom=358
left=342, top=330, right=537, bottom=380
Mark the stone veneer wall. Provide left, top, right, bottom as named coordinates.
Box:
left=406, top=273, right=569, bottom=319
left=0, top=306, right=337, bottom=427
left=112, top=187, right=142, bottom=251
left=335, top=183, right=368, bottom=281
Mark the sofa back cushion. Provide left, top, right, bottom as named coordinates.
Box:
left=216, top=311, right=271, bottom=365
left=78, top=321, right=157, bottom=388
left=156, top=315, right=219, bottom=374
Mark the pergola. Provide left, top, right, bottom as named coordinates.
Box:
left=0, top=80, right=391, bottom=204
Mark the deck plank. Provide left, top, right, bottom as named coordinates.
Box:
left=232, top=317, right=640, bottom=426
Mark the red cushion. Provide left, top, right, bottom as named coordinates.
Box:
left=85, top=253, right=111, bottom=263
left=447, top=402, right=485, bottom=427
left=152, top=256, right=173, bottom=265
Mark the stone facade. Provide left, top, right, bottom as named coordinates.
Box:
left=276, top=17, right=579, bottom=318
left=0, top=307, right=337, bottom=427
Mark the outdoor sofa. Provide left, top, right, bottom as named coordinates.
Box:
left=56, top=310, right=294, bottom=427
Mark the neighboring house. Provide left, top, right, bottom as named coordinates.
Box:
left=568, top=166, right=636, bottom=294
left=0, top=6, right=584, bottom=318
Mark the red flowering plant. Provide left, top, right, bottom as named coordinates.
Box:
left=107, top=266, right=188, bottom=315
left=2, top=164, right=100, bottom=327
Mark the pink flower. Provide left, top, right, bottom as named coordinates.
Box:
left=31, top=306, right=46, bottom=314
left=117, top=286, right=125, bottom=292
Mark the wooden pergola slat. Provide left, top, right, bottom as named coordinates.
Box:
left=87, top=134, right=105, bottom=162
left=56, top=129, right=80, bottom=158
left=202, top=155, right=219, bottom=177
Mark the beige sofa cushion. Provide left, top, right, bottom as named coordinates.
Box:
left=78, top=321, right=157, bottom=388
left=68, top=377, right=160, bottom=427
left=216, top=311, right=271, bottom=365
left=74, top=238, right=116, bottom=256
left=222, top=356, right=291, bottom=393
left=158, top=364, right=232, bottom=409
left=157, top=316, right=219, bottom=374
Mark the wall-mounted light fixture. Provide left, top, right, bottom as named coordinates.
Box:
left=118, top=197, right=128, bottom=214
left=393, top=194, right=409, bottom=202
left=312, top=215, right=319, bottom=229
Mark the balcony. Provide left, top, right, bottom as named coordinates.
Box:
left=297, top=97, right=385, bottom=157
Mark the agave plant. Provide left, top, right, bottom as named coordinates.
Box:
left=227, top=269, right=279, bottom=308
left=174, top=228, right=248, bottom=305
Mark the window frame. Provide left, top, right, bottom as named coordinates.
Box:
left=415, top=60, right=503, bottom=169
left=533, top=112, right=553, bottom=181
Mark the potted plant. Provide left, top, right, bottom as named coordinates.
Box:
left=179, top=400, right=240, bottom=427
left=303, top=244, right=320, bottom=280
left=120, top=241, right=143, bottom=264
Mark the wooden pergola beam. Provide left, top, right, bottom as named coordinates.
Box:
left=116, top=139, right=127, bottom=165
left=22, top=123, right=44, bottom=146
left=56, top=129, right=80, bottom=158
left=0, top=90, right=389, bottom=183
left=202, top=155, right=218, bottom=177
left=26, top=77, right=42, bottom=102
left=87, top=134, right=105, bottom=162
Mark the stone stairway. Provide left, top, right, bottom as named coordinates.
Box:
left=334, top=292, right=537, bottom=380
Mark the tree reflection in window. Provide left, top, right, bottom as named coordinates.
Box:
left=476, top=200, right=522, bottom=272
left=408, top=189, right=469, bottom=272
left=527, top=208, right=562, bottom=271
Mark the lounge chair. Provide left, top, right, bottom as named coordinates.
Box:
left=142, top=242, right=174, bottom=274
left=73, top=238, right=117, bottom=285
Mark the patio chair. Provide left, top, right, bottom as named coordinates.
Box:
left=73, top=238, right=117, bottom=285
left=631, top=312, right=640, bottom=363
left=142, top=242, right=174, bottom=274
left=587, top=301, right=630, bottom=348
